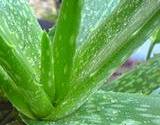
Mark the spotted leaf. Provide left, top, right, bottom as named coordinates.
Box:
left=24, top=90, right=160, bottom=125
left=104, top=55, right=160, bottom=94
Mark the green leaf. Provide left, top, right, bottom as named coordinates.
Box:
left=0, top=36, right=55, bottom=119
left=77, top=0, right=120, bottom=46
left=40, top=32, right=55, bottom=102
left=0, top=0, right=42, bottom=74
left=72, top=0, right=160, bottom=83
left=55, top=0, right=160, bottom=119
left=23, top=90, right=160, bottom=125
left=53, top=0, right=83, bottom=103
left=0, top=66, right=35, bottom=119
left=104, top=55, right=160, bottom=94
left=0, top=0, right=55, bottom=118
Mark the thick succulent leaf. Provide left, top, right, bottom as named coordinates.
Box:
left=77, top=0, right=120, bottom=46
left=53, top=0, right=83, bottom=102
left=104, top=55, right=160, bottom=94
left=40, top=32, right=55, bottom=102
left=0, top=36, right=54, bottom=119
left=24, top=90, right=160, bottom=125
left=0, top=0, right=42, bottom=74
left=56, top=0, right=160, bottom=119
left=72, top=0, right=160, bottom=82
left=0, top=0, right=56, bottom=118
left=0, top=66, right=35, bottom=119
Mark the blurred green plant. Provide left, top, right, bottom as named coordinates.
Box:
left=0, top=0, right=160, bottom=125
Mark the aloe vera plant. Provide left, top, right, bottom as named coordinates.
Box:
left=0, top=0, right=160, bottom=124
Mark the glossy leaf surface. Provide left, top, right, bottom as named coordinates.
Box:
left=104, top=56, right=160, bottom=94
left=0, top=0, right=42, bottom=73
left=0, top=66, right=35, bottom=119
left=53, top=0, right=83, bottom=103
left=40, top=32, right=55, bottom=102
left=77, top=0, right=120, bottom=46
left=0, top=0, right=54, bottom=119
left=0, top=0, right=160, bottom=122
left=0, top=35, right=54, bottom=119
left=24, top=90, right=160, bottom=125
left=56, top=0, right=160, bottom=119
